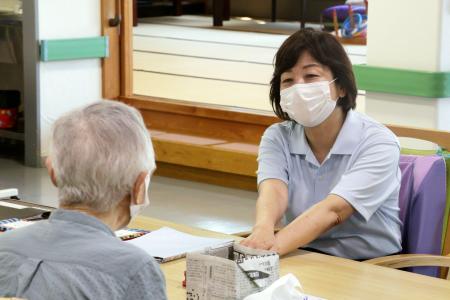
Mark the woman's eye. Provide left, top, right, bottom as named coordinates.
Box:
left=305, top=74, right=319, bottom=78
left=282, top=78, right=292, bottom=84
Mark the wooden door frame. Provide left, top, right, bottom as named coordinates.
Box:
left=120, top=0, right=134, bottom=97
left=23, top=0, right=42, bottom=167
left=102, top=0, right=133, bottom=99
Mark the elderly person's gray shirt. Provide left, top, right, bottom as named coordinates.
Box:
left=0, top=209, right=167, bottom=300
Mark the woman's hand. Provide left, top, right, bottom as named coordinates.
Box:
left=240, top=224, right=276, bottom=250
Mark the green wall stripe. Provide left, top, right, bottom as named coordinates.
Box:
left=353, top=64, right=450, bottom=98
left=40, top=36, right=109, bottom=62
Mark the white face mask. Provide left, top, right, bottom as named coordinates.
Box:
left=130, top=173, right=151, bottom=218
left=280, top=80, right=337, bottom=127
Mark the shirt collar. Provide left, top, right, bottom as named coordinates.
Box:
left=49, top=209, right=116, bottom=237
left=329, top=109, right=363, bottom=155
left=287, top=109, right=363, bottom=156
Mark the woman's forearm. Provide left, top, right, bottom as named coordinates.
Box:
left=254, top=196, right=284, bottom=230
left=240, top=180, right=289, bottom=250
left=254, top=180, right=288, bottom=230
left=271, top=195, right=354, bottom=255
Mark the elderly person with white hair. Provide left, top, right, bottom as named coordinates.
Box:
left=0, top=101, right=167, bottom=299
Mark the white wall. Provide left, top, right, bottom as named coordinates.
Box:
left=367, top=0, right=442, bottom=71
left=38, top=0, right=102, bottom=157
left=439, top=0, right=450, bottom=70
left=365, top=0, right=450, bottom=137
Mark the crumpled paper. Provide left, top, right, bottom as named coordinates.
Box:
left=243, top=273, right=326, bottom=300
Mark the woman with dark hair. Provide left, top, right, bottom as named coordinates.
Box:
left=241, top=29, right=402, bottom=260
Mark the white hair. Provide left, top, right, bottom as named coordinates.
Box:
left=49, top=100, right=155, bottom=212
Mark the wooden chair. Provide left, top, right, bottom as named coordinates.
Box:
left=366, top=124, right=450, bottom=279
left=365, top=254, right=450, bottom=280
left=387, top=124, right=450, bottom=260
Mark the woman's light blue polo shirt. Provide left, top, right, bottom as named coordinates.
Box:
left=257, top=110, right=402, bottom=259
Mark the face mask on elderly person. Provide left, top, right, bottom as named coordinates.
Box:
left=280, top=79, right=338, bottom=127
left=130, top=172, right=151, bottom=218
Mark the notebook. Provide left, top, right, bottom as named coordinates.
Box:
left=0, top=201, right=49, bottom=220
left=126, top=227, right=235, bottom=263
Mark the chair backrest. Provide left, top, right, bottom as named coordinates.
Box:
left=387, top=124, right=450, bottom=250
left=388, top=123, right=450, bottom=253
left=398, top=154, right=447, bottom=277
left=386, top=124, right=450, bottom=151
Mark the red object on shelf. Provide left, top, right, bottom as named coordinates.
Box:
left=0, top=90, right=20, bottom=129
left=0, top=108, right=18, bottom=129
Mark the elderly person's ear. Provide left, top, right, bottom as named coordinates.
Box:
left=45, top=158, right=58, bottom=187
left=131, top=171, right=149, bottom=205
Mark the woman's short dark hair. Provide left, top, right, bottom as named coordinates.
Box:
left=270, top=29, right=357, bottom=120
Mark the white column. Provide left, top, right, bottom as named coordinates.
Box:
left=38, top=0, right=102, bottom=157
left=364, top=0, right=450, bottom=135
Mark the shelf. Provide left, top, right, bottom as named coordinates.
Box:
left=0, top=128, right=24, bottom=141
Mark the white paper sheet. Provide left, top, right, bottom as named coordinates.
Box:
left=0, top=189, right=19, bottom=200
left=126, top=227, right=234, bottom=262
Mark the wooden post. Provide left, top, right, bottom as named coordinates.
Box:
left=133, top=0, right=138, bottom=27
left=300, top=0, right=307, bottom=29
left=223, top=0, right=230, bottom=21
left=333, top=9, right=339, bottom=38
left=348, top=4, right=354, bottom=36
left=271, top=0, right=277, bottom=22
left=213, top=0, right=224, bottom=26
left=120, top=0, right=133, bottom=97
left=173, top=0, right=182, bottom=16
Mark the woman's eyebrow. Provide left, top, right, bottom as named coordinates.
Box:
left=302, top=63, right=321, bottom=70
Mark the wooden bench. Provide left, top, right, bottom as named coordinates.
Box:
left=151, top=130, right=259, bottom=190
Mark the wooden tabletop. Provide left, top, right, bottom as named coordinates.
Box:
left=130, top=215, right=450, bottom=300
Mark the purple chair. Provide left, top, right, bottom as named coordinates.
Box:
left=321, top=4, right=367, bottom=22
left=397, top=155, right=447, bottom=277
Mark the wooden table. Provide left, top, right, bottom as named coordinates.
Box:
left=130, top=216, right=450, bottom=300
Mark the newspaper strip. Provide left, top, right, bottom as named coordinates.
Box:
left=186, top=242, right=279, bottom=300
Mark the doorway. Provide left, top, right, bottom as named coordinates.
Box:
left=0, top=0, right=40, bottom=167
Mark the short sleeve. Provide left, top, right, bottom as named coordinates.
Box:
left=331, top=140, right=401, bottom=222
left=124, top=260, right=167, bottom=300
left=257, top=125, right=289, bottom=186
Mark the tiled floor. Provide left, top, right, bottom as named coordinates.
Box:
left=0, top=157, right=257, bottom=234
